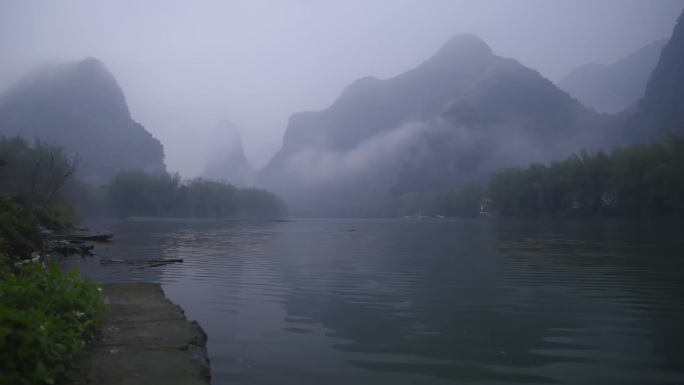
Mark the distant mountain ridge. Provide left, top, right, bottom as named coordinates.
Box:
left=635, top=10, right=684, bottom=136
left=202, top=120, right=254, bottom=186
left=558, top=39, right=668, bottom=113
left=260, top=34, right=603, bottom=216
left=0, top=58, right=165, bottom=181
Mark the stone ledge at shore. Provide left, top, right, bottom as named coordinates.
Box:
left=62, top=283, right=210, bottom=385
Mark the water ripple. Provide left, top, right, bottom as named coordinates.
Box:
left=62, top=218, right=684, bottom=384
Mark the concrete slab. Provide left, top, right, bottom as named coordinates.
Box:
left=61, top=283, right=210, bottom=385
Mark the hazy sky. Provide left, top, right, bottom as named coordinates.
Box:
left=1, top=0, right=682, bottom=176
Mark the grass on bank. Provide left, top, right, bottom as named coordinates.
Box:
left=1, top=138, right=106, bottom=385
left=0, top=260, right=105, bottom=385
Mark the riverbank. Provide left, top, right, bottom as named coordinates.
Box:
left=62, top=283, right=210, bottom=385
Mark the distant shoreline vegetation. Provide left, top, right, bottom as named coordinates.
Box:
left=418, top=134, right=684, bottom=219
left=102, top=170, right=288, bottom=220
left=4, top=134, right=683, bottom=221
left=0, top=136, right=288, bottom=221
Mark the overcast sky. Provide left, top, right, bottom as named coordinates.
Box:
left=1, top=0, right=682, bottom=176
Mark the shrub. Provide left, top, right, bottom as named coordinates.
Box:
left=0, top=262, right=105, bottom=385
left=0, top=197, right=43, bottom=262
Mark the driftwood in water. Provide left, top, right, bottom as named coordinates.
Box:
left=101, top=258, right=183, bottom=266
left=48, top=239, right=95, bottom=257
left=54, top=233, right=114, bottom=242
left=102, top=258, right=184, bottom=275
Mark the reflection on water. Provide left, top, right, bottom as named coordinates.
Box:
left=62, top=218, right=684, bottom=384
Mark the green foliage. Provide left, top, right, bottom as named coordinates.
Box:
left=486, top=135, right=684, bottom=218
left=0, top=262, right=105, bottom=385
left=0, top=197, right=42, bottom=260
left=0, top=135, right=105, bottom=384
left=376, top=185, right=484, bottom=218
left=0, top=138, right=287, bottom=220
left=107, top=170, right=287, bottom=219
left=107, top=170, right=181, bottom=217
left=0, top=136, right=80, bottom=229
left=236, top=187, right=287, bottom=218
left=428, top=185, right=485, bottom=218
left=408, top=135, right=684, bottom=219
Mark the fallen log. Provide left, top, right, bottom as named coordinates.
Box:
left=54, top=233, right=114, bottom=242
left=103, top=259, right=184, bottom=275
left=101, top=258, right=183, bottom=265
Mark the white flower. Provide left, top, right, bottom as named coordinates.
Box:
left=75, top=311, right=85, bottom=318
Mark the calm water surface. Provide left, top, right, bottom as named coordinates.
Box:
left=63, top=218, right=684, bottom=384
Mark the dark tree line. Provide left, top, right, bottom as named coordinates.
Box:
left=0, top=136, right=287, bottom=221
left=424, top=135, right=684, bottom=218
left=0, top=136, right=80, bottom=230
left=106, top=170, right=287, bottom=219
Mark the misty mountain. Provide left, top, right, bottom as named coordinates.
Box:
left=202, top=120, right=254, bottom=186
left=558, top=39, right=667, bottom=113
left=0, top=58, right=165, bottom=181
left=630, top=10, right=684, bottom=139
left=260, top=34, right=602, bottom=216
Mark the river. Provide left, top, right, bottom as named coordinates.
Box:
left=62, top=218, right=684, bottom=384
